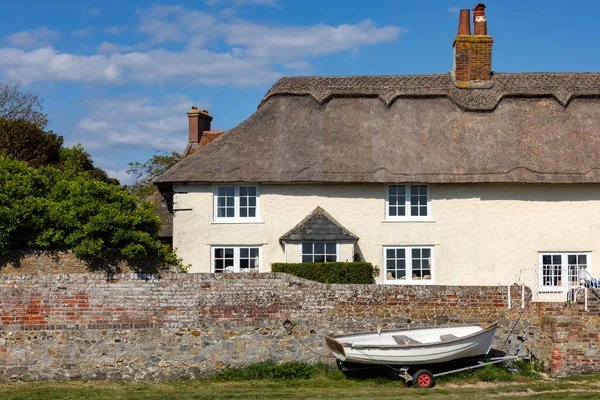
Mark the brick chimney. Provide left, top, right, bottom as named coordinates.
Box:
left=187, top=106, right=213, bottom=145
left=453, top=3, right=493, bottom=82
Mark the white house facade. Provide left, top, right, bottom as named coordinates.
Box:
left=156, top=5, right=600, bottom=302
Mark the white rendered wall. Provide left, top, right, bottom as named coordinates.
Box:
left=172, top=183, right=600, bottom=300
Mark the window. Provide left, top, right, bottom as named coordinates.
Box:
left=212, top=246, right=261, bottom=273
left=301, top=243, right=338, bottom=263
left=386, top=185, right=430, bottom=220
left=539, top=252, right=590, bottom=292
left=214, top=185, right=259, bottom=221
left=384, top=246, right=434, bottom=284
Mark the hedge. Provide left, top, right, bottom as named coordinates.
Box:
left=271, top=262, right=379, bottom=284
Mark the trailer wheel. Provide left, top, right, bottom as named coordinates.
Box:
left=413, top=369, right=434, bottom=389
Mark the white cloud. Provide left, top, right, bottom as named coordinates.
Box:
left=206, top=0, right=278, bottom=6
left=0, top=5, right=404, bottom=87
left=0, top=47, right=281, bottom=86
left=137, top=5, right=216, bottom=44
left=72, top=27, right=94, bottom=37
left=77, top=93, right=205, bottom=155
left=447, top=7, right=461, bottom=14
left=88, top=6, right=101, bottom=16
left=98, top=41, right=146, bottom=54
left=219, top=19, right=404, bottom=61
left=5, top=27, right=61, bottom=49
left=106, top=26, right=126, bottom=35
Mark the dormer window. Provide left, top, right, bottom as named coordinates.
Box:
left=214, top=185, right=260, bottom=222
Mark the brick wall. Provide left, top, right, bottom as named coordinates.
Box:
left=0, top=273, right=597, bottom=381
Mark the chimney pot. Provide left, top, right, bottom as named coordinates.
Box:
left=473, top=3, right=488, bottom=36
left=457, top=9, right=471, bottom=36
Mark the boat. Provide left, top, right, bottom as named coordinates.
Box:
left=325, top=323, right=498, bottom=365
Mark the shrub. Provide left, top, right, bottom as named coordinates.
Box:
left=214, top=361, right=337, bottom=381
left=271, top=262, right=379, bottom=284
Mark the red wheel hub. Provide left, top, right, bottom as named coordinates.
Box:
left=418, top=374, right=431, bottom=386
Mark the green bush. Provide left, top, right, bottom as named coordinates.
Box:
left=214, top=361, right=341, bottom=381
left=271, top=262, right=378, bottom=284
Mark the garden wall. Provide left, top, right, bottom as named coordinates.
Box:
left=0, top=273, right=598, bottom=381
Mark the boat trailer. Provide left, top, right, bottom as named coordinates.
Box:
left=395, top=355, right=520, bottom=389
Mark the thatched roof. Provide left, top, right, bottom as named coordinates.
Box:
left=280, top=207, right=358, bottom=243
left=156, top=72, right=600, bottom=185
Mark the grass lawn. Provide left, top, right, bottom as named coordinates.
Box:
left=2, top=375, right=600, bottom=400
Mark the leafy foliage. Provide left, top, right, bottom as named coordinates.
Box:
left=214, top=361, right=342, bottom=381
left=0, top=118, right=63, bottom=168
left=0, top=155, right=180, bottom=272
left=271, top=262, right=379, bottom=284
left=126, top=151, right=183, bottom=199
left=0, top=81, right=48, bottom=128
left=59, top=144, right=118, bottom=184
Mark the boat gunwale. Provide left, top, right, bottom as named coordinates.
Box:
left=329, top=323, right=498, bottom=350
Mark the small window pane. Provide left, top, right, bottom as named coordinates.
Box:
left=250, top=248, right=259, bottom=258
left=411, top=207, right=418, bottom=216
left=568, top=255, right=576, bottom=264
left=325, top=255, right=336, bottom=262
left=226, top=208, right=234, bottom=217
left=225, top=248, right=234, bottom=257
left=240, top=187, right=247, bottom=196
left=302, top=255, right=312, bottom=263
left=314, top=255, right=325, bottom=263
left=249, top=197, right=256, bottom=207
left=302, top=243, right=312, bottom=254
left=215, top=248, right=223, bottom=258
left=542, top=255, right=551, bottom=264
left=578, top=255, right=587, bottom=264
left=314, top=243, right=325, bottom=254
left=240, top=209, right=247, bottom=217
left=240, top=248, right=248, bottom=257
left=240, top=259, right=249, bottom=270
left=248, top=187, right=256, bottom=196
left=389, top=207, right=397, bottom=217
left=326, top=243, right=336, bottom=253
left=386, top=249, right=395, bottom=258
left=419, top=186, right=427, bottom=195
left=215, top=259, right=224, bottom=273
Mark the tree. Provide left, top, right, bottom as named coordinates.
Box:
left=0, top=155, right=180, bottom=272
left=0, top=82, right=48, bottom=128
left=126, top=151, right=184, bottom=199
left=0, top=118, right=63, bottom=168
left=59, top=144, right=119, bottom=185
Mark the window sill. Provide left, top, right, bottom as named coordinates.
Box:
left=381, top=219, right=435, bottom=223
left=212, top=220, right=265, bottom=225
left=383, top=280, right=436, bottom=285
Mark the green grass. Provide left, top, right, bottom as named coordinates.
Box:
left=0, top=363, right=599, bottom=400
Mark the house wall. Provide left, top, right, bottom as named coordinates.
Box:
left=173, top=183, right=600, bottom=300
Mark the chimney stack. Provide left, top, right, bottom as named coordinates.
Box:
left=453, top=3, right=493, bottom=82
left=187, top=106, right=213, bottom=144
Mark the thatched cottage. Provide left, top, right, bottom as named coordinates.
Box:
left=156, top=4, right=600, bottom=301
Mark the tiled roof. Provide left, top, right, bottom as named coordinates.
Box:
left=280, top=207, right=358, bottom=242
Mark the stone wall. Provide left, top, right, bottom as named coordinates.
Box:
left=0, top=273, right=597, bottom=381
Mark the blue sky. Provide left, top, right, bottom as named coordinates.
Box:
left=1, top=0, right=599, bottom=184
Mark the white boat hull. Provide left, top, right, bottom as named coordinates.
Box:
left=325, top=324, right=497, bottom=365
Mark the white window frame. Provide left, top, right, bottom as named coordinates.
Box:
left=300, top=242, right=340, bottom=263
left=383, top=245, right=435, bottom=285
left=385, top=184, right=432, bottom=221
left=213, top=185, right=260, bottom=223
left=538, top=252, right=591, bottom=293
left=211, top=245, right=262, bottom=273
